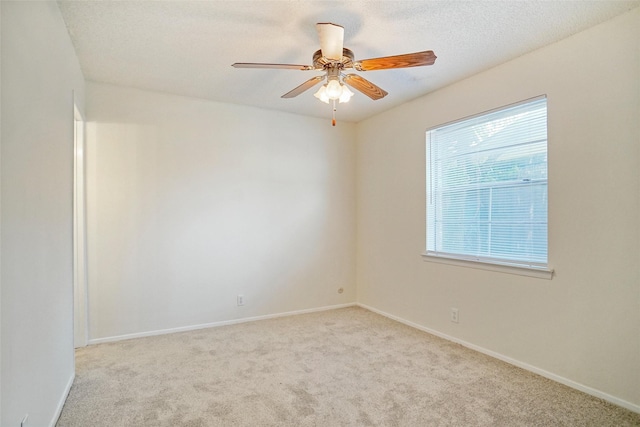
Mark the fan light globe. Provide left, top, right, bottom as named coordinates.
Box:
left=313, top=85, right=330, bottom=104
left=339, top=85, right=354, bottom=103
left=325, top=79, right=343, bottom=99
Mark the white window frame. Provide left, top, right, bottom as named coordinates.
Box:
left=422, top=96, right=553, bottom=279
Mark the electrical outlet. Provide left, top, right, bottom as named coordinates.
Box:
left=21, top=414, right=29, bottom=427
left=450, top=308, right=459, bottom=323
left=237, top=295, right=245, bottom=306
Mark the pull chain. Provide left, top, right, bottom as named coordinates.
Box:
left=332, top=99, right=337, bottom=126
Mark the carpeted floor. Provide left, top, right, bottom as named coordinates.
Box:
left=57, top=306, right=640, bottom=426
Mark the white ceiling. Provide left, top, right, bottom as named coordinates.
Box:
left=57, top=0, right=639, bottom=123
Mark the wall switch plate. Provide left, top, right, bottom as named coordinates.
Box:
left=237, top=295, right=245, bottom=306
left=451, top=308, right=459, bottom=323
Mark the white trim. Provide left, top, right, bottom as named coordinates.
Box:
left=50, top=372, right=75, bottom=427
left=357, top=303, right=640, bottom=414
left=88, top=303, right=357, bottom=345
left=421, top=253, right=554, bottom=280
left=73, top=99, right=89, bottom=348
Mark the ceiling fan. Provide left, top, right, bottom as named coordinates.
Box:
left=232, top=23, right=436, bottom=125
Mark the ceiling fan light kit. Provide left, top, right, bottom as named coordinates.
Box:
left=232, top=23, right=436, bottom=126
left=314, top=66, right=353, bottom=102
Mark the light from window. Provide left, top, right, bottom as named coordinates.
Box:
left=426, top=96, right=548, bottom=269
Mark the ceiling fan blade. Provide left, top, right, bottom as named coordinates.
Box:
left=316, top=23, right=344, bottom=60
left=232, top=63, right=313, bottom=71
left=342, top=74, right=388, bottom=100
left=281, top=76, right=325, bottom=98
left=354, top=50, right=437, bottom=71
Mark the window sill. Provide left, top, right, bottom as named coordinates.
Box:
left=421, top=253, right=554, bottom=280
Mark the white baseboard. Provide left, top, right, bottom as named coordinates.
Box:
left=357, top=303, right=640, bottom=415
left=50, top=372, right=75, bottom=427
left=88, top=302, right=357, bottom=345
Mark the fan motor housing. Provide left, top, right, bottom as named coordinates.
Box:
left=313, top=48, right=355, bottom=70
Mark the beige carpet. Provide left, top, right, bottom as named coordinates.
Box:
left=57, top=307, right=640, bottom=426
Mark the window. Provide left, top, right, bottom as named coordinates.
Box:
left=425, top=96, right=550, bottom=276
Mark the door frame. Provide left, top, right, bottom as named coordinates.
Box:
left=73, top=101, right=88, bottom=348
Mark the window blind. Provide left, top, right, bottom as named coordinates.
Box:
left=426, top=97, right=548, bottom=268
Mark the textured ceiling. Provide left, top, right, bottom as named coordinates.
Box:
left=57, top=1, right=639, bottom=123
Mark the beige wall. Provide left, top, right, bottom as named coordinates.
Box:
left=85, top=82, right=357, bottom=341
left=356, top=8, right=640, bottom=409
left=1, top=1, right=85, bottom=425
